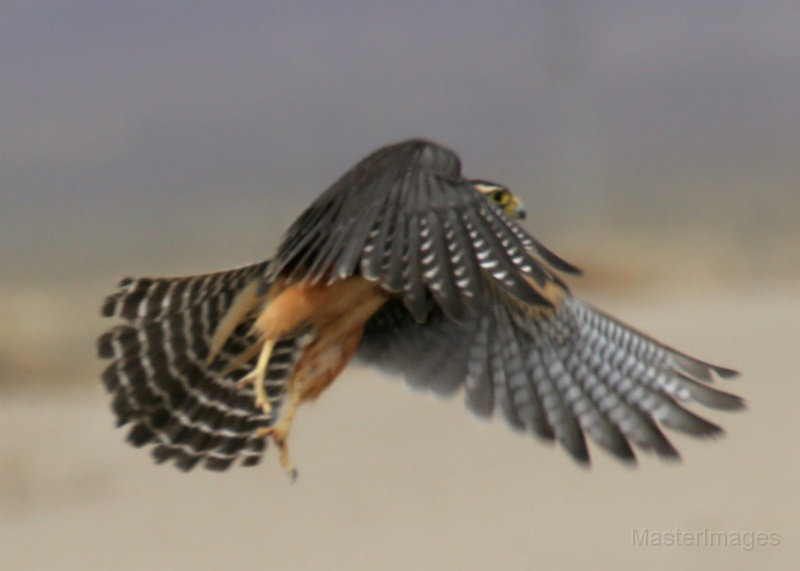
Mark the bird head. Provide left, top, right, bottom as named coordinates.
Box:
left=470, top=180, right=526, bottom=220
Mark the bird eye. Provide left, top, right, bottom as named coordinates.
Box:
left=491, top=190, right=509, bottom=205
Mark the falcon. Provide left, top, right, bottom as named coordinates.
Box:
left=97, top=138, right=743, bottom=478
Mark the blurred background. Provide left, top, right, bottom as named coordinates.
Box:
left=1, top=2, right=797, bottom=570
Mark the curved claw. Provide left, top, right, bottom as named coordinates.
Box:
left=256, top=390, right=301, bottom=480
left=256, top=423, right=297, bottom=480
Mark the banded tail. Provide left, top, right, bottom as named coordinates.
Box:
left=97, top=260, right=309, bottom=471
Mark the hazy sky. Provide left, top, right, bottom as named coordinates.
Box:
left=2, top=2, right=798, bottom=283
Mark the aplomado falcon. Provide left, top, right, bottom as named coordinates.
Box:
left=98, top=138, right=743, bottom=478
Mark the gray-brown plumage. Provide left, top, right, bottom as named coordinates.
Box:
left=97, top=138, right=743, bottom=473
left=358, top=294, right=741, bottom=464
left=270, top=139, right=579, bottom=322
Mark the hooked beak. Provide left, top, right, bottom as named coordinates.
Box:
left=507, top=196, right=526, bottom=220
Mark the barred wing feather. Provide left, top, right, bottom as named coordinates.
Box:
left=357, top=292, right=742, bottom=463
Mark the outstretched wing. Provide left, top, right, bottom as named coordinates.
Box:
left=357, top=289, right=743, bottom=463
left=271, top=138, right=579, bottom=323
left=97, top=260, right=305, bottom=471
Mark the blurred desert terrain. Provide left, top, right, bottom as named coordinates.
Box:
left=2, top=3, right=800, bottom=570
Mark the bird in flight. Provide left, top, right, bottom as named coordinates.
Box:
left=98, top=138, right=743, bottom=478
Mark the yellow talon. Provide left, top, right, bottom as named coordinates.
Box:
left=236, top=338, right=276, bottom=417
left=256, top=389, right=301, bottom=480
left=257, top=423, right=297, bottom=481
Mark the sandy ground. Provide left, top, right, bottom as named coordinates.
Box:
left=0, top=281, right=798, bottom=570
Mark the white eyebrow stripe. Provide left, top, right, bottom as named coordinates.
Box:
left=472, top=182, right=504, bottom=193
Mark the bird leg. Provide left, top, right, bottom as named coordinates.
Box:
left=232, top=281, right=327, bottom=419
left=256, top=388, right=301, bottom=481
left=236, top=337, right=276, bottom=418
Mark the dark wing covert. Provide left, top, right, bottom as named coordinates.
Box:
left=271, top=138, right=578, bottom=322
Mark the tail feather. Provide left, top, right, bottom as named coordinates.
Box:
left=101, top=261, right=270, bottom=322
left=97, top=260, right=305, bottom=471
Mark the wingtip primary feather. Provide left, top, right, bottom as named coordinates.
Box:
left=675, top=374, right=746, bottom=411
left=712, top=365, right=740, bottom=379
